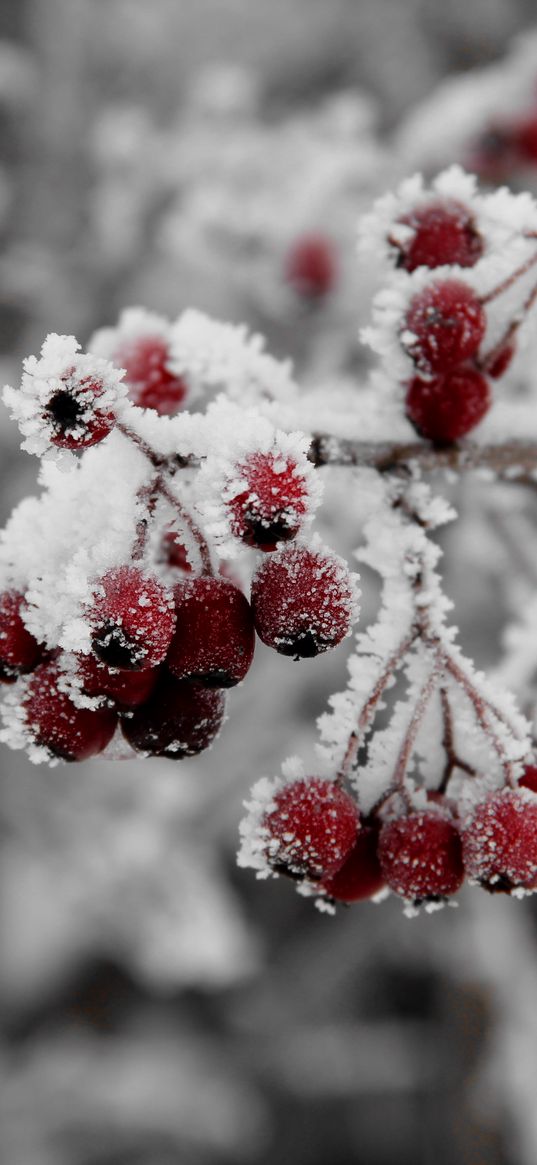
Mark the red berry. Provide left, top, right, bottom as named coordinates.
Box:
left=87, top=566, right=176, bottom=670
left=405, top=367, right=491, bottom=444
left=120, top=672, right=225, bottom=759
left=320, top=823, right=385, bottom=902
left=0, top=590, right=44, bottom=682
left=114, top=334, right=188, bottom=415
left=378, top=811, right=464, bottom=903
left=402, top=279, right=486, bottom=374
left=393, top=198, right=483, bottom=273
left=251, top=544, right=356, bottom=659
left=158, top=530, right=194, bottom=572
left=227, top=451, right=310, bottom=551
left=462, top=789, right=537, bottom=893
left=264, top=777, right=359, bottom=880
left=46, top=377, right=116, bottom=450
left=72, top=653, right=159, bottom=709
left=466, top=124, right=519, bottom=182
left=168, top=576, right=255, bottom=688
left=284, top=234, right=337, bottom=300
left=23, top=660, right=117, bottom=761
left=511, top=113, right=537, bottom=163
left=520, top=764, right=537, bottom=795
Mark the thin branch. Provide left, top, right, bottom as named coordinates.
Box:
left=309, top=436, right=537, bottom=482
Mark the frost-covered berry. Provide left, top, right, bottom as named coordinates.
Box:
left=251, top=543, right=359, bottom=659
left=22, top=660, right=117, bottom=761
left=319, top=823, right=385, bottom=902
left=393, top=198, right=483, bottom=273
left=284, top=234, right=337, bottom=300
left=402, top=280, right=486, bottom=374
left=227, top=450, right=312, bottom=551
left=263, top=777, right=359, bottom=880
left=3, top=335, right=125, bottom=456
left=405, top=367, right=491, bottom=444
left=378, top=811, right=464, bottom=903
left=0, top=590, right=44, bottom=682
left=114, top=333, right=188, bottom=415
left=168, top=576, right=255, bottom=688
left=120, top=672, right=225, bottom=759
left=462, top=789, right=537, bottom=894
left=87, top=566, right=176, bottom=670
left=70, top=653, right=160, bottom=709
left=520, top=764, right=537, bottom=794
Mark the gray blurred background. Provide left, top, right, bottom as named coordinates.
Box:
left=2, top=3, right=537, bottom=1164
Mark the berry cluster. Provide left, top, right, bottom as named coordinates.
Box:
left=362, top=168, right=537, bottom=445
left=0, top=320, right=359, bottom=765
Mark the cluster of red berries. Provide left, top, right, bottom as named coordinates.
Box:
left=387, top=197, right=515, bottom=444
left=255, top=767, right=537, bottom=907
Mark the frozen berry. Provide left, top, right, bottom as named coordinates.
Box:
left=114, top=334, right=188, bottom=415
left=158, top=529, right=194, bottom=572
left=251, top=543, right=357, bottom=659
left=284, top=234, right=337, bottom=300
left=227, top=451, right=311, bottom=551
left=0, top=590, right=44, bottom=682
left=402, top=279, right=486, bottom=374
left=168, top=576, right=255, bottom=688
left=462, top=788, right=537, bottom=893
left=71, top=653, right=159, bottom=709
left=264, top=777, right=359, bottom=880
left=320, top=823, right=385, bottom=902
left=87, top=566, right=176, bottom=670
left=23, top=660, right=117, bottom=761
left=405, top=367, right=491, bottom=444
left=393, top=198, right=483, bottom=272
left=520, top=764, right=537, bottom=795
left=378, top=811, right=464, bottom=903
left=45, top=375, right=116, bottom=450
left=120, top=672, right=225, bottom=759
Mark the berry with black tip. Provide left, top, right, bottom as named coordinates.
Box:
left=264, top=777, right=359, bottom=880
left=393, top=198, right=483, bottom=272
left=284, top=234, right=337, bottom=300
left=120, top=672, right=225, bottom=759
left=114, top=334, right=188, bottom=415
left=0, top=590, right=44, bottom=682
left=87, top=566, right=176, bottom=670
left=462, top=788, right=537, bottom=893
left=251, top=543, right=357, bottom=659
left=45, top=376, right=116, bottom=450
left=168, top=576, right=255, bottom=688
left=405, top=367, right=491, bottom=444
left=23, top=660, right=117, bottom=761
left=320, top=822, right=385, bottom=902
left=227, top=451, right=310, bottom=551
left=402, top=279, right=486, bottom=374
left=378, top=810, right=464, bottom=903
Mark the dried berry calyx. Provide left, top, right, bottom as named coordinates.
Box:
left=263, top=777, right=360, bottom=881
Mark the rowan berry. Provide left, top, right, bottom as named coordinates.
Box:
left=405, top=367, right=491, bottom=444
left=263, top=777, right=359, bottom=880
left=87, top=566, right=176, bottom=670
left=23, top=660, right=117, bottom=761
left=168, top=576, right=255, bottom=687
left=393, top=198, right=483, bottom=272
left=251, top=543, right=357, bottom=658
left=402, top=279, right=486, bottom=374
left=378, top=811, right=464, bottom=903
left=462, top=788, right=537, bottom=893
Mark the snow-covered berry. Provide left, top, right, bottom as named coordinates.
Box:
left=227, top=450, right=312, bottom=551
left=0, top=590, right=44, bottom=682
left=284, top=234, right=337, bottom=300
left=263, top=777, right=359, bottom=880
left=114, top=333, right=188, bottom=415
left=251, top=543, right=359, bottom=659
left=87, top=566, right=176, bottom=670
left=69, top=653, right=160, bottom=709
left=167, top=576, right=255, bottom=687
left=22, top=660, right=117, bottom=761
left=319, top=822, right=385, bottom=902
left=392, top=198, right=483, bottom=273
left=378, top=811, right=464, bottom=904
left=462, top=789, right=537, bottom=894
left=120, top=672, right=226, bottom=759
left=402, top=279, right=486, bottom=375
left=405, top=367, right=491, bottom=443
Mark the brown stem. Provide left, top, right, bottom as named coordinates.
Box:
left=337, top=629, right=419, bottom=783
left=116, top=420, right=197, bottom=471
left=438, top=686, right=477, bottom=794
left=132, top=473, right=162, bottom=562
left=480, top=246, right=537, bottom=305
left=157, top=478, right=213, bottom=576
left=309, top=436, right=537, bottom=483
left=480, top=276, right=537, bottom=373
left=442, top=653, right=519, bottom=787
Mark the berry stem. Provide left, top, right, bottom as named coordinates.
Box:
left=309, top=436, right=537, bottom=483
left=480, top=276, right=537, bottom=374
left=156, top=477, right=214, bottom=576
left=480, top=245, right=537, bottom=305
left=132, top=473, right=162, bottom=562
left=441, top=653, right=520, bottom=787
left=438, top=685, right=477, bottom=793
left=337, top=629, right=419, bottom=783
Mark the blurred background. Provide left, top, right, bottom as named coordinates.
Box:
left=3, top=2, right=537, bottom=1163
